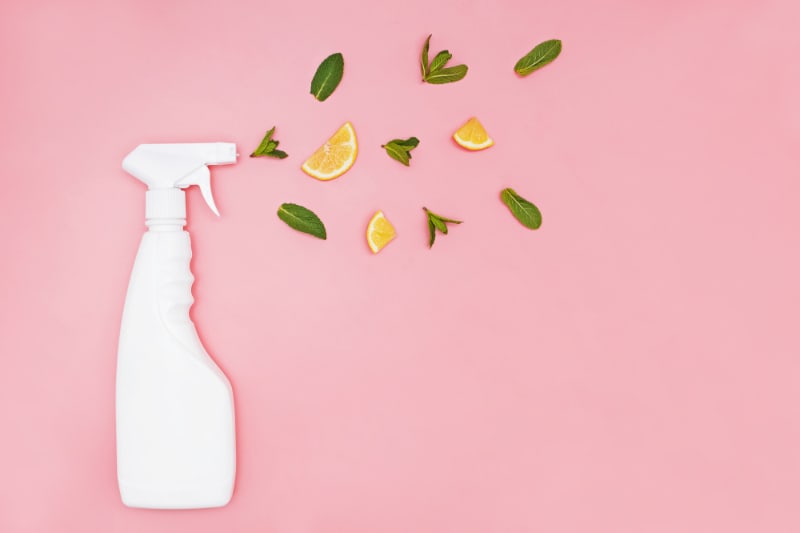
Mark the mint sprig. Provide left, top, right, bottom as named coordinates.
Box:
left=424, top=207, right=462, bottom=247
left=420, top=35, right=468, bottom=84
left=250, top=127, right=288, bottom=159
left=381, top=137, right=419, bottom=166
left=277, top=203, right=327, bottom=239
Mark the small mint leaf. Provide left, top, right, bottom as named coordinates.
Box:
left=431, top=216, right=448, bottom=234
left=382, top=143, right=410, bottom=166
left=266, top=149, right=288, bottom=159
left=429, top=50, right=452, bottom=72
left=387, top=137, right=420, bottom=149
left=277, top=203, right=327, bottom=239
left=421, top=34, right=431, bottom=79
left=424, top=64, right=468, bottom=84
left=427, top=218, right=436, bottom=247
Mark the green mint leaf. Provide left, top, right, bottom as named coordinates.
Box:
left=424, top=207, right=463, bottom=248
left=500, top=188, right=542, bottom=229
left=277, top=203, right=327, bottom=239
left=251, top=127, right=289, bottom=158
left=424, top=64, right=468, bottom=84
left=386, top=137, right=420, bottom=148
left=429, top=50, right=452, bottom=72
left=251, top=127, right=275, bottom=157
left=431, top=216, right=448, bottom=234
left=382, top=143, right=410, bottom=166
left=266, top=149, right=288, bottom=159
left=514, top=39, right=562, bottom=76
left=310, top=52, right=344, bottom=102
left=427, top=218, right=437, bottom=247
left=421, top=34, right=431, bottom=79
left=382, top=137, right=420, bottom=166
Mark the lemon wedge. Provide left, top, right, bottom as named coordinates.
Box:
left=366, top=211, right=396, bottom=253
left=453, top=117, right=493, bottom=151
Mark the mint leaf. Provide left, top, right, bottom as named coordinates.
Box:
left=424, top=207, right=462, bottom=248
left=427, top=218, right=437, bottom=247
left=310, top=52, right=344, bottom=102
left=500, top=188, right=542, bottom=229
left=277, top=203, right=327, bottom=239
left=436, top=214, right=462, bottom=224
left=421, top=35, right=468, bottom=84
left=251, top=127, right=289, bottom=158
left=383, top=143, right=410, bottom=165
left=387, top=137, right=420, bottom=148
left=424, top=64, right=468, bottom=84
left=421, top=34, right=431, bottom=79
left=429, top=50, right=452, bottom=72
left=382, top=137, right=420, bottom=166
left=430, top=216, right=448, bottom=234
left=514, top=39, right=562, bottom=76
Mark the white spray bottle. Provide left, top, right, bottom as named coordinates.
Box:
left=117, top=143, right=237, bottom=509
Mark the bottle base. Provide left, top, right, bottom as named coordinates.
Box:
left=119, top=480, right=233, bottom=509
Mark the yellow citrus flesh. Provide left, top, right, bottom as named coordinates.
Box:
left=453, top=117, right=494, bottom=151
left=301, top=122, right=358, bottom=180
left=366, top=211, right=396, bottom=253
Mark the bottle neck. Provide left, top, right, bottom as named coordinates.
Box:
left=146, top=219, right=186, bottom=231
left=145, top=189, right=186, bottom=231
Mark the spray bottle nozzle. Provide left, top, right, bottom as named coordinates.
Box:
left=122, top=142, right=238, bottom=218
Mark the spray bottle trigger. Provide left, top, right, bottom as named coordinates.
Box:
left=177, top=166, right=220, bottom=216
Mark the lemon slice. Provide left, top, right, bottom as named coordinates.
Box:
left=453, top=117, right=494, bottom=151
left=301, top=122, right=358, bottom=180
left=366, top=211, right=396, bottom=253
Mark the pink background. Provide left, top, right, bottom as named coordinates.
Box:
left=2, top=0, right=799, bottom=531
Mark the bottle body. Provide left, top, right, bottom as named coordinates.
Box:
left=116, top=227, right=235, bottom=509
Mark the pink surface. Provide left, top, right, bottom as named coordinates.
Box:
left=1, top=0, right=800, bottom=531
